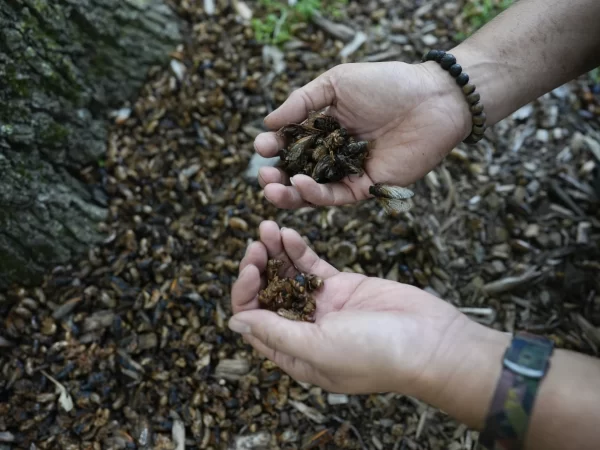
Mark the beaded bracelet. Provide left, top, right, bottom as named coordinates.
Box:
left=421, top=50, right=487, bottom=144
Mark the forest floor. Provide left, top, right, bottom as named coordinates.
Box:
left=1, top=1, right=600, bottom=449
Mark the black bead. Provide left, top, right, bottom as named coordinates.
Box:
left=449, top=64, right=462, bottom=77
left=440, top=53, right=456, bottom=69
left=456, top=73, right=469, bottom=86
left=424, top=50, right=442, bottom=61
left=435, top=50, right=446, bottom=62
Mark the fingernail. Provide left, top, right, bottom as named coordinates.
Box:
left=229, top=317, right=251, bottom=334
left=290, top=176, right=297, bottom=187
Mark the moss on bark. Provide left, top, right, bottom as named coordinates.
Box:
left=0, top=0, right=183, bottom=289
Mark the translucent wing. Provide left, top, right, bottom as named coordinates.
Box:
left=369, top=183, right=415, bottom=200
left=284, top=134, right=319, bottom=161
left=377, top=197, right=414, bottom=215
left=277, top=124, right=323, bottom=140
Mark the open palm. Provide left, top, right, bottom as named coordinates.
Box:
left=230, top=221, right=467, bottom=395
left=255, top=61, right=471, bottom=208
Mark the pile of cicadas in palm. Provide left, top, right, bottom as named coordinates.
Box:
left=276, top=110, right=415, bottom=215
left=258, top=259, right=324, bottom=322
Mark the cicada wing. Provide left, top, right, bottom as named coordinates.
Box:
left=277, top=124, right=323, bottom=143
left=378, top=197, right=414, bottom=215
left=286, top=134, right=319, bottom=161
left=370, top=183, right=415, bottom=200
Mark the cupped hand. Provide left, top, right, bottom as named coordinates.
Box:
left=255, top=61, right=471, bottom=209
left=228, top=220, right=472, bottom=395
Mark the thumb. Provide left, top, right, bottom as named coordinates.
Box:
left=264, top=69, right=337, bottom=129
left=228, top=309, right=321, bottom=362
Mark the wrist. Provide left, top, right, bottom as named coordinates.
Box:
left=449, top=44, right=519, bottom=127
left=410, top=315, right=512, bottom=429
left=418, top=44, right=519, bottom=143
left=418, top=60, right=473, bottom=144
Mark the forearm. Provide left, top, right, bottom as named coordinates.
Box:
left=425, top=0, right=600, bottom=134
left=413, top=321, right=600, bottom=449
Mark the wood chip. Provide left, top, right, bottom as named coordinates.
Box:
left=288, top=400, right=326, bottom=423
left=172, top=415, right=185, bottom=450
left=204, top=0, right=215, bottom=15
left=41, top=370, right=74, bottom=412
left=340, top=31, right=367, bottom=59
left=310, top=11, right=355, bottom=41
left=214, top=359, right=250, bottom=381
left=233, top=0, right=252, bottom=20
left=482, top=267, right=542, bottom=295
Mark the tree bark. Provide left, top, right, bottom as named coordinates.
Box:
left=0, top=0, right=182, bottom=289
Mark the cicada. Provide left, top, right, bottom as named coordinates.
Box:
left=369, top=183, right=415, bottom=215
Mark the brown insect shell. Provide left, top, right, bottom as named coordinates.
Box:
left=285, top=135, right=319, bottom=162
left=312, top=145, right=328, bottom=162
left=291, top=280, right=305, bottom=294
left=306, top=276, right=324, bottom=291
left=313, top=115, right=341, bottom=133
left=277, top=309, right=303, bottom=321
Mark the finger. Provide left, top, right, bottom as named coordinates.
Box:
left=258, top=166, right=290, bottom=189
left=264, top=71, right=337, bottom=129
left=231, top=264, right=262, bottom=313
left=280, top=227, right=339, bottom=279
left=242, top=334, right=314, bottom=384
left=258, top=221, right=299, bottom=277
left=239, top=241, right=268, bottom=274
left=228, top=309, right=322, bottom=364
left=290, top=174, right=370, bottom=206
left=258, top=220, right=284, bottom=257
left=258, top=220, right=292, bottom=271
left=254, top=132, right=285, bottom=158
left=263, top=183, right=311, bottom=209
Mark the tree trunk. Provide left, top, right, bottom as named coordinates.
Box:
left=0, top=0, right=182, bottom=289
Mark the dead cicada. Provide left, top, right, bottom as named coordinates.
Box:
left=275, top=110, right=415, bottom=215
left=258, top=259, right=323, bottom=322
left=369, top=183, right=415, bottom=215
left=276, top=111, right=371, bottom=184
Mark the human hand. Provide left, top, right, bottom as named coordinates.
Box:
left=228, top=220, right=475, bottom=396
left=255, top=61, right=471, bottom=208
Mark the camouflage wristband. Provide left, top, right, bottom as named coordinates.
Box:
left=479, top=331, right=555, bottom=450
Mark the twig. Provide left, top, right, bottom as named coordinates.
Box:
left=415, top=407, right=429, bottom=439
left=331, top=415, right=367, bottom=450
left=549, top=179, right=586, bottom=217
left=572, top=313, right=600, bottom=352
left=273, top=10, right=288, bottom=41
left=558, top=173, right=598, bottom=199
left=482, top=267, right=542, bottom=295
left=41, top=370, right=74, bottom=412
left=440, top=215, right=461, bottom=234
left=457, top=307, right=495, bottom=316
left=440, top=165, right=455, bottom=214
